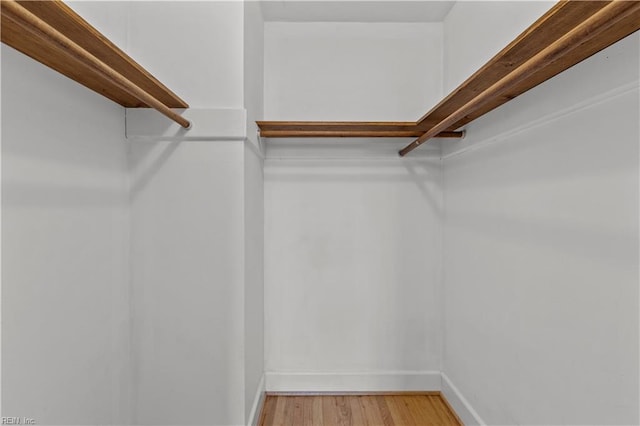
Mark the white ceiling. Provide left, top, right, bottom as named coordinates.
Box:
left=260, top=1, right=456, bottom=23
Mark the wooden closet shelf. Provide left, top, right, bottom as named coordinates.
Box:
left=256, top=121, right=465, bottom=138
left=401, top=0, right=640, bottom=155
left=258, top=1, right=640, bottom=154
left=431, top=2, right=640, bottom=134
left=1, top=0, right=188, bottom=109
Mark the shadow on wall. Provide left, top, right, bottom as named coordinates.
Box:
left=129, top=140, right=183, bottom=197
left=443, top=89, right=638, bottom=268
left=265, top=157, right=443, bottom=218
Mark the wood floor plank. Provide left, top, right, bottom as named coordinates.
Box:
left=302, top=396, right=314, bottom=426
left=322, top=396, right=338, bottom=426
left=374, top=395, right=396, bottom=426
left=284, top=397, right=296, bottom=426
left=422, top=395, right=447, bottom=424
left=384, top=395, right=417, bottom=425
left=260, top=394, right=461, bottom=426
left=259, top=395, right=277, bottom=426
left=430, top=395, right=461, bottom=425
left=311, top=394, right=324, bottom=425
left=439, top=395, right=464, bottom=426
left=349, top=396, right=367, bottom=426
left=291, top=396, right=304, bottom=426
left=336, top=395, right=353, bottom=426
left=361, top=396, right=385, bottom=425
left=407, top=395, right=442, bottom=425
left=398, top=396, right=421, bottom=425
left=271, top=396, right=287, bottom=426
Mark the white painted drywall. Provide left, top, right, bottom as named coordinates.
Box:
left=130, top=140, right=245, bottom=426
left=442, top=4, right=640, bottom=421
left=244, top=139, right=265, bottom=422
left=263, top=21, right=445, bottom=391
left=2, top=44, right=131, bottom=424
left=125, top=3, right=252, bottom=424
left=260, top=1, right=455, bottom=23
left=264, top=143, right=443, bottom=387
left=264, top=22, right=443, bottom=121
left=127, top=1, right=244, bottom=109
left=443, top=1, right=554, bottom=94
left=244, top=1, right=266, bottom=423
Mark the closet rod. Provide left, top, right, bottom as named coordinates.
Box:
left=399, top=0, right=640, bottom=157
left=1, top=0, right=191, bottom=129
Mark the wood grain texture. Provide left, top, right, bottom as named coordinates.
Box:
left=441, top=2, right=640, bottom=132
left=1, top=0, right=187, bottom=108
left=259, top=394, right=278, bottom=426
left=256, top=121, right=464, bottom=138
left=259, top=394, right=462, bottom=426
left=415, top=1, right=607, bottom=132
left=401, top=0, right=640, bottom=155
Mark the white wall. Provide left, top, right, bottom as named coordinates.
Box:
left=243, top=139, right=265, bottom=423
left=130, top=140, right=245, bottom=425
left=127, top=1, right=244, bottom=109
left=442, top=3, right=639, bottom=422
left=243, top=1, right=266, bottom=423
left=264, top=22, right=443, bottom=121
left=126, top=2, right=253, bottom=425
left=3, top=2, right=260, bottom=425
left=264, top=148, right=443, bottom=389
left=263, top=21, right=445, bottom=390
left=1, top=44, right=131, bottom=424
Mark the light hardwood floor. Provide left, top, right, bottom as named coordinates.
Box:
left=258, top=393, right=462, bottom=426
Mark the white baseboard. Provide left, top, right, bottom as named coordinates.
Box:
left=265, top=371, right=441, bottom=393
left=248, top=375, right=266, bottom=426
left=441, top=373, right=486, bottom=426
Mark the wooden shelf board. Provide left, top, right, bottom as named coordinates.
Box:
left=415, top=1, right=606, bottom=131
left=442, top=8, right=640, bottom=131
left=417, top=1, right=640, bottom=133
left=256, top=121, right=464, bottom=138
left=1, top=0, right=188, bottom=108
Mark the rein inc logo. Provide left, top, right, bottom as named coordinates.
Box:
left=1, top=418, right=35, bottom=425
